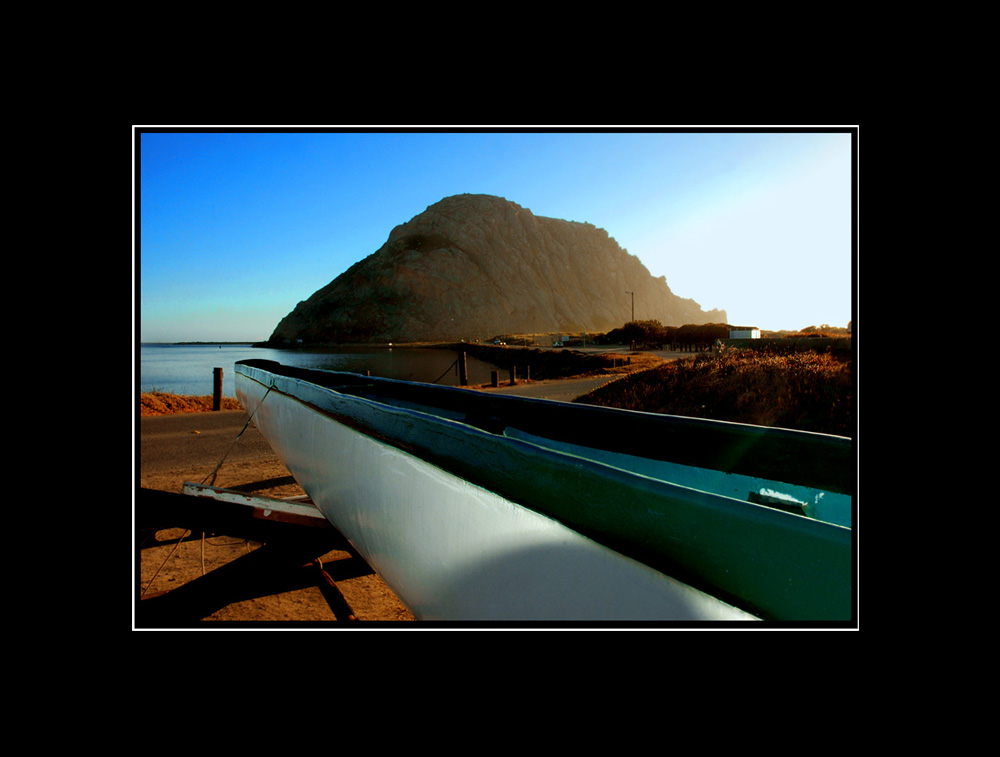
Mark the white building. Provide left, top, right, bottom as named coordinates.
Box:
left=728, top=327, right=761, bottom=339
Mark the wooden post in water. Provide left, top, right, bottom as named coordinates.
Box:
left=213, top=367, right=223, bottom=411
left=458, top=351, right=468, bottom=386
left=509, top=366, right=517, bottom=386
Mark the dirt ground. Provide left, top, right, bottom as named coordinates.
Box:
left=137, top=412, right=416, bottom=626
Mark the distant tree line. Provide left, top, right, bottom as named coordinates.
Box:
left=784, top=324, right=852, bottom=338
left=599, top=320, right=730, bottom=351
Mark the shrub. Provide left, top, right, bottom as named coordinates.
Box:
left=576, top=347, right=853, bottom=436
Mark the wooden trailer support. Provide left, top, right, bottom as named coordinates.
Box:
left=137, top=483, right=369, bottom=623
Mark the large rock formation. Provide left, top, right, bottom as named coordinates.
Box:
left=269, top=194, right=726, bottom=344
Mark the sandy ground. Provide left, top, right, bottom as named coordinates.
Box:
left=136, top=369, right=670, bottom=628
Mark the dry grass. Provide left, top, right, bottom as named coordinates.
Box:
left=576, top=346, right=854, bottom=436
left=140, top=392, right=242, bottom=416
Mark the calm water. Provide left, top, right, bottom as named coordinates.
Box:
left=138, top=343, right=501, bottom=397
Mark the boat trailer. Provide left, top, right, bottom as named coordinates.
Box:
left=181, top=482, right=329, bottom=528
left=137, top=482, right=371, bottom=623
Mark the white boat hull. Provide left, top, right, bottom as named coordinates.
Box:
left=237, top=372, right=757, bottom=621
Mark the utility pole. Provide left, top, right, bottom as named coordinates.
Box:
left=625, top=291, right=634, bottom=322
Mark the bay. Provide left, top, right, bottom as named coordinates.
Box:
left=138, top=343, right=501, bottom=397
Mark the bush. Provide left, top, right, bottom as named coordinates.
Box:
left=575, top=347, right=853, bottom=436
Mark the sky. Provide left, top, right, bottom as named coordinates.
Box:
left=135, top=127, right=856, bottom=342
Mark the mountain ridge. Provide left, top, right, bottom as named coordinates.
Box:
left=269, top=193, right=726, bottom=343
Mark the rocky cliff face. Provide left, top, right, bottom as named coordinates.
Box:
left=269, top=194, right=726, bottom=344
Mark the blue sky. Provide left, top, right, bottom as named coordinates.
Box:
left=136, top=128, right=855, bottom=342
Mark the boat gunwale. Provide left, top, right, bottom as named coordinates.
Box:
left=236, top=359, right=854, bottom=496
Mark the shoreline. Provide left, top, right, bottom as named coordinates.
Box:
left=140, top=344, right=683, bottom=417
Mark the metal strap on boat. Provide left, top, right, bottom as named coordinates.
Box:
left=201, top=384, right=273, bottom=487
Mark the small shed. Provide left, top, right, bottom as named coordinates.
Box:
left=728, top=326, right=761, bottom=339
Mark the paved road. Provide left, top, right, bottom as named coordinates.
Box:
left=482, top=375, right=618, bottom=402
left=139, top=410, right=277, bottom=478
left=139, top=376, right=617, bottom=478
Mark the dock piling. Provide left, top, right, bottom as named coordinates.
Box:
left=213, top=368, right=223, bottom=411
